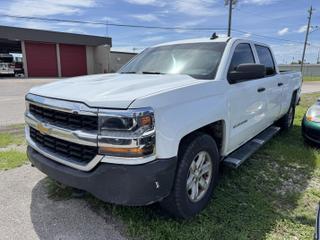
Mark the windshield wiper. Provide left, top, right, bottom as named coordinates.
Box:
left=142, top=71, right=165, bottom=75
left=120, top=71, right=136, bottom=74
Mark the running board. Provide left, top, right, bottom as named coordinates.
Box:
left=223, top=126, right=280, bottom=169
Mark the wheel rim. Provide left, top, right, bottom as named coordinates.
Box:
left=288, top=107, right=294, bottom=127
left=186, top=151, right=213, bottom=203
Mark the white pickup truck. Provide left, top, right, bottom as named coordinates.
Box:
left=25, top=36, right=302, bottom=218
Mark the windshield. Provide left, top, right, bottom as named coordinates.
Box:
left=119, top=42, right=226, bottom=80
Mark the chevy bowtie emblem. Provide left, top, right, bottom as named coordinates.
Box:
left=37, top=123, right=50, bottom=135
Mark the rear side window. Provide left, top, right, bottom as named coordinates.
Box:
left=255, top=45, right=276, bottom=76
left=228, top=43, right=255, bottom=72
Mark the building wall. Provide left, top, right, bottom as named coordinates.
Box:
left=109, top=51, right=137, bottom=73
left=278, top=64, right=320, bottom=77
left=86, top=46, right=95, bottom=75
left=94, top=45, right=110, bottom=74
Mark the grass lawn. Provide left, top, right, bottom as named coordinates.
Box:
left=46, top=92, right=320, bottom=239
left=304, top=76, right=320, bottom=82
left=0, top=150, right=28, bottom=170
left=0, top=130, right=27, bottom=170
left=0, top=132, right=25, bottom=148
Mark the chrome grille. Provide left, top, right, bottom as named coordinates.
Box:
left=30, top=127, right=98, bottom=164
left=29, top=103, right=98, bottom=131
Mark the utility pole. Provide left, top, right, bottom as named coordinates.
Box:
left=225, top=0, right=237, bottom=37
left=317, top=49, right=320, bottom=64
left=301, top=6, right=313, bottom=73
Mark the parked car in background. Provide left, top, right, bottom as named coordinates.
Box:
left=0, top=53, right=15, bottom=77
left=315, top=202, right=320, bottom=240
left=302, top=99, right=320, bottom=145
left=25, top=36, right=302, bottom=218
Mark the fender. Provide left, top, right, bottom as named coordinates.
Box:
left=130, top=79, right=229, bottom=159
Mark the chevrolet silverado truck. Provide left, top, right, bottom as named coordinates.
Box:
left=25, top=36, right=302, bottom=218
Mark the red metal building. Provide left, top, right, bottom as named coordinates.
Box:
left=0, top=25, right=112, bottom=77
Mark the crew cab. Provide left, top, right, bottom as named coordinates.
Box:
left=25, top=36, right=302, bottom=218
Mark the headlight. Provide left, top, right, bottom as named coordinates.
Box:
left=98, top=108, right=155, bottom=158
left=306, top=105, right=320, bottom=123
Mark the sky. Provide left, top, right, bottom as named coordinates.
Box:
left=0, top=0, right=319, bottom=64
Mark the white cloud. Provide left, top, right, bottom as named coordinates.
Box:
left=14, top=20, right=58, bottom=31
left=4, top=0, right=96, bottom=17
left=277, top=27, right=289, bottom=36
left=243, top=0, right=277, bottom=5
left=131, top=14, right=160, bottom=22
left=218, top=33, right=228, bottom=38
left=65, top=28, right=88, bottom=34
left=297, top=25, right=307, bottom=33
left=141, top=35, right=166, bottom=42
left=125, top=0, right=165, bottom=6
left=124, top=0, right=223, bottom=17
left=101, top=17, right=121, bottom=24
left=173, top=0, right=223, bottom=17
left=175, top=19, right=206, bottom=33
left=243, top=33, right=252, bottom=38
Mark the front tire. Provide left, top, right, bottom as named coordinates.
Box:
left=160, top=133, right=220, bottom=219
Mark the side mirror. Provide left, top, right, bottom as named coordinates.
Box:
left=228, top=64, right=266, bottom=84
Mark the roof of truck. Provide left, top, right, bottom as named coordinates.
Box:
left=154, top=37, right=232, bottom=47
left=153, top=37, right=268, bottom=48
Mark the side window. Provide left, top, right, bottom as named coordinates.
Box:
left=228, top=43, right=255, bottom=73
left=255, top=45, right=276, bottom=76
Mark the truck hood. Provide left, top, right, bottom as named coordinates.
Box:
left=29, top=73, right=202, bottom=109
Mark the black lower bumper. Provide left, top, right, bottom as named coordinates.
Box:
left=27, top=146, right=177, bottom=206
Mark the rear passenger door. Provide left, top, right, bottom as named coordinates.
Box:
left=254, top=45, right=283, bottom=123
left=227, top=43, right=270, bottom=153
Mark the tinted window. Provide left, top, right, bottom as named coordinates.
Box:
left=119, top=42, right=226, bottom=80
left=228, top=43, right=255, bottom=72
left=255, top=45, right=275, bottom=75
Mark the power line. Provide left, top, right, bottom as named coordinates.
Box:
left=0, top=14, right=227, bottom=31
left=0, top=13, right=313, bottom=46
left=231, top=29, right=306, bottom=44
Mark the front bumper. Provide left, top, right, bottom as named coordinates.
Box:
left=27, top=146, right=177, bottom=206
left=302, top=117, right=320, bottom=144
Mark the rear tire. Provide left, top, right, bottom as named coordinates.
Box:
left=278, top=95, right=296, bottom=130
left=160, top=133, right=220, bottom=219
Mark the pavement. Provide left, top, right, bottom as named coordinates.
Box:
left=0, top=78, right=57, bottom=127
left=0, top=164, right=128, bottom=240
left=300, top=81, right=320, bottom=94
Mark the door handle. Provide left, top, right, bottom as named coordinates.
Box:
left=257, top=87, right=266, bottom=92
left=278, top=82, right=283, bottom=86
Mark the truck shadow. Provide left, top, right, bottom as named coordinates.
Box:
left=30, top=178, right=128, bottom=240
left=30, top=125, right=320, bottom=240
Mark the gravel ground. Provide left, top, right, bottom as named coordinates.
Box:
left=0, top=164, right=128, bottom=240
